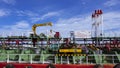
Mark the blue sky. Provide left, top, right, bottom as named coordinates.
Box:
left=0, top=0, right=120, bottom=37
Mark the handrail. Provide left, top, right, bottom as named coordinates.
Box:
left=0, top=54, right=119, bottom=64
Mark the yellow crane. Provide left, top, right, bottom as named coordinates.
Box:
left=32, top=22, right=52, bottom=35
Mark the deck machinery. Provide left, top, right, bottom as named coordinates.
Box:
left=0, top=34, right=120, bottom=64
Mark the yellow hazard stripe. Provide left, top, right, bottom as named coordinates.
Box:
left=55, top=54, right=86, bottom=56
left=59, top=49, right=82, bottom=52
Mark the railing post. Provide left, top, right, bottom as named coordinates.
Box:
left=61, top=56, right=62, bottom=64
left=67, top=56, right=69, bottom=64
left=42, top=54, right=44, bottom=64
left=7, top=54, right=9, bottom=63
left=112, top=55, right=114, bottom=64
left=100, top=54, right=102, bottom=64
left=73, top=56, right=75, bottom=64
left=19, top=54, right=21, bottom=63
left=30, top=54, right=32, bottom=64
left=55, top=55, right=56, bottom=64
left=80, top=58, right=81, bottom=64
left=86, top=55, right=88, bottom=64
left=101, top=54, right=103, bottom=64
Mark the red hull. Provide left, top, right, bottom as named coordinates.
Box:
left=0, top=63, right=114, bottom=68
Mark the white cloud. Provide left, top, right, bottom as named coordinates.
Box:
left=0, top=9, right=10, bottom=17
left=31, top=18, right=41, bottom=23
left=3, top=20, right=30, bottom=31
left=1, top=20, right=31, bottom=36
left=31, top=11, right=60, bottom=23
left=16, top=11, right=59, bottom=20
left=4, top=20, right=30, bottom=29
left=103, top=11, right=120, bottom=30
left=104, top=0, right=120, bottom=7
left=0, top=29, right=30, bottom=37
left=2, top=0, right=16, bottom=5
left=41, top=12, right=60, bottom=20
left=52, top=16, right=91, bottom=37
left=16, top=10, right=38, bottom=17
left=14, top=21, right=30, bottom=29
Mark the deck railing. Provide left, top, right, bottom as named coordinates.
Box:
left=0, top=54, right=119, bottom=64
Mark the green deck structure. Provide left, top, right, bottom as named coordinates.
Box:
left=0, top=37, right=119, bottom=64
left=115, top=51, right=120, bottom=62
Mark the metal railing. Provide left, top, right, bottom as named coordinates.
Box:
left=0, top=54, right=119, bottom=64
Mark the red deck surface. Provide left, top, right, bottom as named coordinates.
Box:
left=0, top=63, right=114, bottom=68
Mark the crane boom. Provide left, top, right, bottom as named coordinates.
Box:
left=32, top=22, right=52, bottom=35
